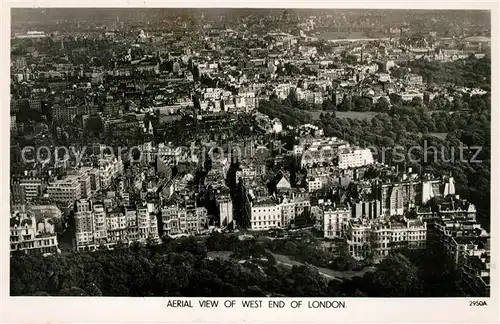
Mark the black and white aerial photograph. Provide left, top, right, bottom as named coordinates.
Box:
left=9, top=8, right=491, bottom=298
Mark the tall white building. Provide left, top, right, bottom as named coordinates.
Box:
left=93, top=204, right=107, bottom=241
left=279, top=198, right=296, bottom=228
left=74, top=210, right=94, bottom=248
left=338, top=147, right=374, bottom=169
left=323, top=205, right=351, bottom=238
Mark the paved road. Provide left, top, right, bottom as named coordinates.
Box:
left=271, top=257, right=342, bottom=281
left=207, top=251, right=376, bottom=282
left=269, top=252, right=376, bottom=282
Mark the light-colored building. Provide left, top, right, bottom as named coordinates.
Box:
left=274, top=83, right=294, bottom=100
left=27, top=204, right=62, bottom=220
left=160, top=202, right=206, bottom=236
left=93, top=204, right=107, bottom=242
left=346, top=217, right=427, bottom=261
left=276, top=174, right=291, bottom=191
left=279, top=199, right=296, bottom=228
left=352, top=200, right=382, bottom=220
left=10, top=212, right=59, bottom=255
left=74, top=201, right=160, bottom=251
left=236, top=163, right=257, bottom=181
left=77, top=167, right=100, bottom=195
left=400, top=91, right=424, bottom=102
left=160, top=205, right=182, bottom=236
left=323, top=205, right=352, bottom=239
left=47, top=175, right=82, bottom=204
left=99, top=155, right=123, bottom=189
left=77, top=170, right=92, bottom=198
left=272, top=118, right=283, bottom=133
left=338, top=147, right=374, bottom=169
left=299, top=137, right=348, bottom=168
left=10, top=114, right=16, bottom=132
left=307, top=177, right=323, bottom=192
left=182, top=207, right=207, bottom=234
left=250, top=198, right=282, bottom=230
left=74, top=210, right=94, bottom=249
left=106, top=208, right=128, bottom=244
left=295, top=89, right=324, bottom=106
left=12, top=175, right=48, bottom=204
left=345, top=219, right=372, bottom=259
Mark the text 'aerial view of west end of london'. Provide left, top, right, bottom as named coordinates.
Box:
left=9, top=8, right=491, bottom=298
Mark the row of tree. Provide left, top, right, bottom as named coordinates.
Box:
left=258, top=98, right=313, bottom=126
left=11, top=233, right=466, bottom=297
left=335, top=92, right=490, bottom=114
left=399, top=56, right=491, bottom=90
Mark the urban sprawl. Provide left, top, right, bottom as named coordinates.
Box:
left=10, top=9, right=491, bottom=297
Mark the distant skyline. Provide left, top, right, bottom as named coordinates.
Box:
left=12, top=8, right=491, bottom=22
left=11, top=8, right=490, bottom=37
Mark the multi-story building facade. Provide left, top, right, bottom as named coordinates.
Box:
left=160, top=204, right=182, bottom=236
left=323, top=205, right=352, bottom=239
left=160, top=203, right=207, bottom=236
left=105, top=208, right=127, bottom=244
left=47, top=175, right=82, bottom=204
left=52, top=102, right=99, bottom=123
left=345, top=217, right=427, bottom=261
left=182, top=207, right=208, bottom=234
left=279, top=198, right=296, bottom=228
left=10, top=212, right=59, bottom=255
left=99, top=155, right=123, bottom=190
left=74, top=201, right=160, bottom=251
left=242, top=184, right=312, bottom=230
left=375, top=175, right=456, bottom=216
left=250, top=198, right=282, bottom=230
left=88, top=168, right=101, bottom=193
left=11, top=173, right=49, bottom=204
left=435, top=217, right=490, bottom=296
left=77, top=169, right=92, bottom=198
left=345, top=218, right=372, bottom=259
left=307, top=177, right=323, bottom=192
left=93, top=203, right=107, bottom=242
left=338, top=147, right=374, bottom=169
left=298, top=137, right=348, bottom=168
left=74, top=210, right=94, bottom=250
left=454, top=237, right=490, bottom=297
